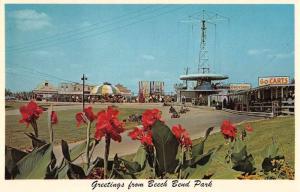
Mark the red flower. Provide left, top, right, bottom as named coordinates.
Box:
left=128, top=127, right=143, bottom=140
left=141, top=109, right=163, bottom=130
left=245, top=123, right=253, bottom=132
left=84, top=106, right=97, bottom=122
left=95, top=106, right=124, bottom=142
left=51, top=111, right=58, bottom=125
left=172, top=124, right=186, bottom=139
left=171, top=124, right=192, bottom=148
left=141, top=131, right=153, bottom=146
left=182, top=132, right=192, bottom=147
left=19, top=101, right=43, bottom=127
left=75, top=106, right=97, bottom=127
left=220, top=120, right=237, bottom=141
left=128, top=127, right=153, bottom=146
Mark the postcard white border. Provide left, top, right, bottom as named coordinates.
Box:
left=0, top=0, right=299, bottom=192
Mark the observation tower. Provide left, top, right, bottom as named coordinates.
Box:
left=176, top=11, right=229, bottom=105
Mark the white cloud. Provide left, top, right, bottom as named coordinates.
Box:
left=9, top=9, right=51, bottom=31
left=267, top=52, right=294, bottom=59
left=141, top=54, right=155, bottom=60
left=247, top=48, right=271, bottom=56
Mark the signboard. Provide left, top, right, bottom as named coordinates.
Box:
left=139, top=81, right=164, bottom=95
left=258, top=76, right=289, bottom=86
left=229, top=83, right=251, bottom=91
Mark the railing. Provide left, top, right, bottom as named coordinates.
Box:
left=225, top=100, right=294, bottom=117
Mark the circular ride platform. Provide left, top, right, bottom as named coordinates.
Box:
left=180, top=73, right=228, bottom=81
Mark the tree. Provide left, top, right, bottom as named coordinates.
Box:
left=5, top=89, right=12, bottom=96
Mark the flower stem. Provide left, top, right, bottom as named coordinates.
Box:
left=180, top=145, right=183, bottom=179
left=152, top=149, right=156, bottom=178
left=104, top=135, right=111, bottom=179
left=31, top=119, right=38, bottom=138
left=86, top=121, right=91, bottom=168
left=48, top=105, right=54, bottom=143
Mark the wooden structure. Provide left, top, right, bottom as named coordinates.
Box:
left=225, top=84, right=294, bottom=116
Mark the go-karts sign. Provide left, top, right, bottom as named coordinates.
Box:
left=258, top=76, right=289, bottom=86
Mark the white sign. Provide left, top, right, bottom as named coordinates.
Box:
left=229, top=83, right=251, bottom=91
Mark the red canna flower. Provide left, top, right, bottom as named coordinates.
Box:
left=84, top=106, right=97, bottom=122
left=141, top=108, right=163, bottom=130
left=128, top=127, right=153, bottom=146
left=94, top=106, right=124, bottom=142
left=128, top=127, right=143, bottom=140
left=75, top=106, right=97, bottom=127
left=245, top=123, right=254, bottom=132
left=172, top=124, right=186, bottom=139
left=141, top=131, right=153, bottom=146
left=51, top=111, right=58, bottom=125
left=182, top=131, right=192, bottom=147
left=171, top=124, right=192, bottom=148
left=19, top=101, right=43, bottom=127
left=220, top=120, right=237, bottom=141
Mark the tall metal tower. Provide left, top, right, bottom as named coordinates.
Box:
left=199, top=16, right=209, bottom=73
left=196, top=10, right=229, bottom=74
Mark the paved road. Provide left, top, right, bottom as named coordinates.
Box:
left=35, top=103, right=263, bottom=164
left=6, top=102, right=264, bottom=163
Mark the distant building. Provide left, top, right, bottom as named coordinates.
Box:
left=138, top=81, right=164, bottom=96
left=115, top=84, right=132, bottom=97
left=58, top=82, right=94, bottom=102
left=32, top=81, right=58, bottom=101
left=59, top=82, right=93, bottom=95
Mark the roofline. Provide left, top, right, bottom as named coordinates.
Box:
left=227, top=84, right=295, bottom=95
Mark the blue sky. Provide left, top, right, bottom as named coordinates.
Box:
left=5, top=4, right=294, bottom=94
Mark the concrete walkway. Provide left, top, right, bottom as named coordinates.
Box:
left=44, top=103, right=264, bottom=164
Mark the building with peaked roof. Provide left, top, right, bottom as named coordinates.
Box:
left=32, top=81, right=58, bottom=101
left=115, top=84, right=132, bottom=97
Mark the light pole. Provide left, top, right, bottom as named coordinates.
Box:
left=81, top=74, right=87, bottom=111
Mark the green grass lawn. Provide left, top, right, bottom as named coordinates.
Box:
left=123, top=116, right=295, bottom=179
left=6, top=107, right=145, bottom=149
left=198, top=116, right=295, bottom=179
left=5, top=101, right=28, bottom=111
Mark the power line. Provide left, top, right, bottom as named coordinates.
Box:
left=6, top=5, right=154, bottom=50
left=7, top=6, right=185, bottom=55
left=6, top=66, right=79, bottom=84
left=7, top=5, right=170, bottom=52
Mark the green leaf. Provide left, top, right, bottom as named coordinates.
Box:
left=192, top=142, right=205, bottom=157
left=61, top=140, right=71, bottom=161
left=61, top=139, right=97, bottom=162
left=191, top=127, right=214, bottom=157
left=204, top=127, right=214, bottom=141
left=66, top=161, right=86, bottom=179
left=5, top=146, right=28, bottom=179
left=263, top=141, right=279, bottom=159
left=15, top=144, right=53, bottom=179
left=24, top=132, right=47, bottom=148
left=57, top=160, right=69, bottom=179
left=231, top=141, right=256, bottom=173
left=69, top=142, right=87, bottom=161
left=191, top=149, right=214, bottom=167
left=261, top=140, right=284, bottom=172
left=133, top=146, right=147, bottom=170
left=136, top=161, right=154, bottom=179
left=183, top=145, right=222, bottom=179
left=151, top=120, right=179, bottom=174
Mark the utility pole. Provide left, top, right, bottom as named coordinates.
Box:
left=81, top=74, right=87, bottom=111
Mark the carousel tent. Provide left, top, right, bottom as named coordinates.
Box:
left=90, top=82, right=121, bottom=95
